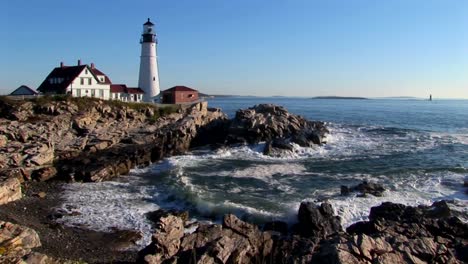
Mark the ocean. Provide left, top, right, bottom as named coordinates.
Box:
left=57, top=97, right=468, bottom=246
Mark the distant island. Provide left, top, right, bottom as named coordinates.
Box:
left=198, top=93, right=239, bottom=98
left=311, top=96, right=368, bottom=100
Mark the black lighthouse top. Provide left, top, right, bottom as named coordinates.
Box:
left=141, top=18, right=156, bottom=43
left=144, top=18, right=154, bottom=26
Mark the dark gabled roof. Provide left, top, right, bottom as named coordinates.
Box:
left=144, top=18, right=154, bottom=26
left=110, top=84, right=127, bottom=93
left=37, top=65, right=87, bottom=93
left=90, top=67, right=112, bottom=84
left=163, top=86, right=198, bottom=93
left=37, top=64, right=113, bottom=94
left=126, top=87, right=145, bottom=94
left=10, top=85, right=38, bottom=95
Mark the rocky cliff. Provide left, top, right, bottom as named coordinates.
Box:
left=0, top=96, right=227, bottom=202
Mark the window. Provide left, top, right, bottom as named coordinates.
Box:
left=91, top=89, right=95, bottom=97
left=88, top=78, right=92, bottom=85
left=99, top=89, right=104, bottom=98
left=76, top=89, right=81, bottom=97
left=101, top=77, right=104, bottom=82
left=80, top=78, right=84, bottom=85
left=153, top=77, right=155, bottom=81
left=188, top=94, right=194, bottom=98
left=85, top=69, right=88, bottom=74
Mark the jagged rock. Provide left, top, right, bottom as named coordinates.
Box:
left=296, top=202, right=342, bottom=239
left=271, top=235, right=317, bottom=263
left=0, top=134, right=8, bottom=147
left=341, top=181, right=386, bottom=197
left=146, top=209, right=190, bottom=224
left=0, top=221, right=41, bottom=263
left=227, top=104, right=328, bottom=148
left=263, top=220, right=289, bottom=235
left=263, top=138, right=294, bottom=156
left=72, top=110, right=101, bottom=134
left=344, top=201, right=468, bottom=263
left=32, top=166, right=57, bottom=181
left=139, top=214, right=275, bottom=264
left=0, top=176, right=22, bottom=205
left=10, top=102, right=34, bottom=121
left=137, top=201, right=468, bottom=264
left=24, top=143, right=54, bottom=166
left=140, top=214, right=185, bottom=263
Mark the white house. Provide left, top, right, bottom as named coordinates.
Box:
left=37, top=60, right=144, bottom=102
left=37, top=60, right=111, bottom=100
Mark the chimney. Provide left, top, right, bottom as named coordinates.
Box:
left=77, top=59, right=81, bottom=66
left=91, top=63, right=95, bottom=69
left=60, top=62, right=64, bottom=68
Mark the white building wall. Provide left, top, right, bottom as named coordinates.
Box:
left=138, top=42, right=160, bottom=102
left=68, top=68, right=111, bottom=100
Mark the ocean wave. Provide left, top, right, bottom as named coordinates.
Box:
left=56, top=122, right=467, bottom=249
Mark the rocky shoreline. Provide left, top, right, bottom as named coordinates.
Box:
left=0, top=96, right=467, bottom=263
left=139, top=200, right=467, bottom=264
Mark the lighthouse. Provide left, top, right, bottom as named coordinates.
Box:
left=138, top=18, right=160, bottom=102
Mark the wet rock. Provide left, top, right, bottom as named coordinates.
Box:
left=340, top=185, right=350, bottom=196
left=226, top=104, right=328, bottom=147
left=296, top=202, right=342, bottom=239
left=263, top=220, right=289, bottom=235
left=341, top=181, right=386, bottom=197
left=263, top=138, right=294, bottom=156
left=272, top=236, right=317, bottom=263
left=146, top=209, right=190, bottom=225
left=0, top=176, right=22, bottom=205
left=111, top=229, right=143, bottom=251
left=0, top=221, right=41, bottom=263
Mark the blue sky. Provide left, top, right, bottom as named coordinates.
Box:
left=1, top=0, right=467, bottom=98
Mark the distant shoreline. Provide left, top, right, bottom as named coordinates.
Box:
left=310, top=96, right=368, bottom=100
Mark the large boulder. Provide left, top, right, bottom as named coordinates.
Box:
left=226, top=104, right=328, bottom=153
left=341, top=181, right=386, bottom=197
left=343, top=201, right=468, bottom=263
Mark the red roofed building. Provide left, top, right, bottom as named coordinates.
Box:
left=110, top=84, right=145, bottom=102
left=161, top=86, right=199, bottom=104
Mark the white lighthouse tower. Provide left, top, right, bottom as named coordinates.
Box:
left=138, top=18, right=160, bottom=102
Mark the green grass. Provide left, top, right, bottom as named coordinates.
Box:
left=28, top=95, right=178, bottom=118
